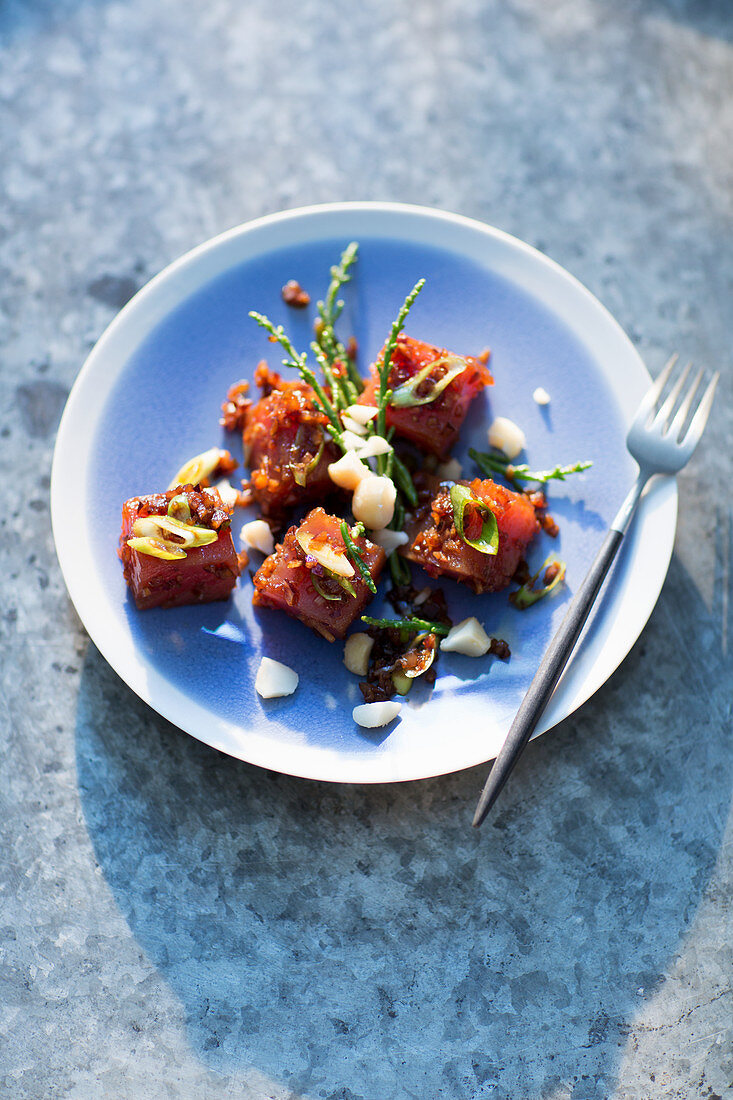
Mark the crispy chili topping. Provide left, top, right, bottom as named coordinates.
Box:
left=131, top=485, right=231, bottom=531
left=253, top=361, right=281, bottom=396
left=220, top=380, right=251, bottom=431
left=525, top=488, right=559, bottom=537
left=281, top=280, right=311, bottom=308
left=539, top=512, right=560, bottom=538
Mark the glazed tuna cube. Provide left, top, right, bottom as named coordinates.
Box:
left=243, top=365, right=340, bottom=519
left=119, top=486, right=240, bottom=610
left=252, top=507, right=386, bottom=641
left=404, top=478, right=539, bottom=594
left=359, top=335, right=492, bottom=457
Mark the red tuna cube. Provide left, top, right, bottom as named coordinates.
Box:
left=359, top=334, right=492, bottom=457
left=243, top=365, right=340, bottom=519
left=252, top=507, right=386, bottom=641
left=119, top=486, right=241, bottom=610
left=404, top=478, right=539, bottom=593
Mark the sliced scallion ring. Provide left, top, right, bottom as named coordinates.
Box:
left=291, top=432, right=325, bottom=488
left=312, top=569, right=357, bottom=601
left=132, top=514, right=218, bottom=548
left=312, top=575, right=343, bottom=602
left=391, top=671, right=413, bottom=696
left=399, top=631, right=438, bottom=679
left=389, top=355, right=468, bottom=408
left=126, top=536, right=187, bottom=560
left=167, top=494, right=192, bottom=523
left=510, top=556, right=566, bottom=609
left=449, top=484, right=499, bottom=556
left=168, top=446, right=225, bottom=490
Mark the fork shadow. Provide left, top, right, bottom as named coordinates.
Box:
left=75, top=528, right=732, bottom=1099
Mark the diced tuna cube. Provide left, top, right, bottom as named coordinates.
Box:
left=359, top=335, right=492, bottom=457
left=403, top=478, right=539, bottom=593
left=243, top=365, right=340, bottom=519
left=119, top=486, right=240, bottom=610
left=252, top=507, right=386, bottom=641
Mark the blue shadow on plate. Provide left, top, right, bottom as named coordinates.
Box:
left=74, top=543, right=732, bottom=1099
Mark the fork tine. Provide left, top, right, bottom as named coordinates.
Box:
left=653, top=360, right=693, bottom=430
left=681, top=372, right=719, bottom=449
left=634, top=353, right=678, bottom=422
left=667, top=367, right=704, bottom=439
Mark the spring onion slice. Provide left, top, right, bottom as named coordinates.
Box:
left=389, top=355, right=468, bottom=408
left=167, top=494, right=192, bottom=523
left=312, top=572, right=357, bottom=601
left=132, top=514, right=218, bottom=548
left=126, top=536, right=187, bottom=560
left=399, top=632, right=437, bottom=679
left=510, top=555, right=567, bottom=609
left=449, top=484, right=499, bottom=556
left=292, top=435, right=325, bottom=487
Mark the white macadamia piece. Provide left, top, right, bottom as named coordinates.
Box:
left=533, top=386, right=551, bottom=406
left=340, top=415, right=369, bottom=436
left=343, top=633, right=374, bottom=677
left=371, top=528, right=409, bottom=554
left=355, top=435, right=392, bottom=459
left=487, top=416, right=526, bottom=459
left=352, top=701, right=402, bottom=728
left=351, top=475, right=396, bottom=531
left=440, top=616, right=492, bottom=657
left=345, top=404, right=379, bottom=426
left=340, top=430, right=367, bottom=452
left=436, top=457, right=463, bottom=481
left=240, top=519, right=275, bottom=556
left=214, top=479, right=241, bottom=509
left=328, top=451, right=374, bottom=492
left=255, top=657, right=299, bottom=699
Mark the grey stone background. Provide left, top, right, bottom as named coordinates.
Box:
left=1, top=0, right=731, bottom=1097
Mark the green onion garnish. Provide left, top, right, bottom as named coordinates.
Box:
left=510, top=555, right=566, bottom=609
left=449, top=484, right=499, bottom=555
left=389, top=355, right=467, bottom=408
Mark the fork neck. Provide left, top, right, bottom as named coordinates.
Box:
left=611, top=469, right=653, bottom=534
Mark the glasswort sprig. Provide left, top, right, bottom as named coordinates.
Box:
left=376, top=279, right=426, bottom=441
left=248, top=310, right=344, bottom=439
left=361, top=615, right=450, bottom=636
left=469, top=447, right=592, bottom=484
left=340, top=521, right=377, bottom=594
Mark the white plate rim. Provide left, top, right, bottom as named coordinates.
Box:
left=51, top=201, right=677, bottom=783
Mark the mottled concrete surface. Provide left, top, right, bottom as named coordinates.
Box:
left=1, top=1, right=731, bottom=1097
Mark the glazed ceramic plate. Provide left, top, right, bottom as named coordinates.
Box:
left=51, top=203, right=677, bottom=783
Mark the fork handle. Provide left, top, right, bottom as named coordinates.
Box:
left=472, top=496, right=640, bottom=829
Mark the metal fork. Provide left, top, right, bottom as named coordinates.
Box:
left=473, top=357, right=719, bottom=828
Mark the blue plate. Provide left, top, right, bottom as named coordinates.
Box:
left=51, top=203, right=676, bottom=782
